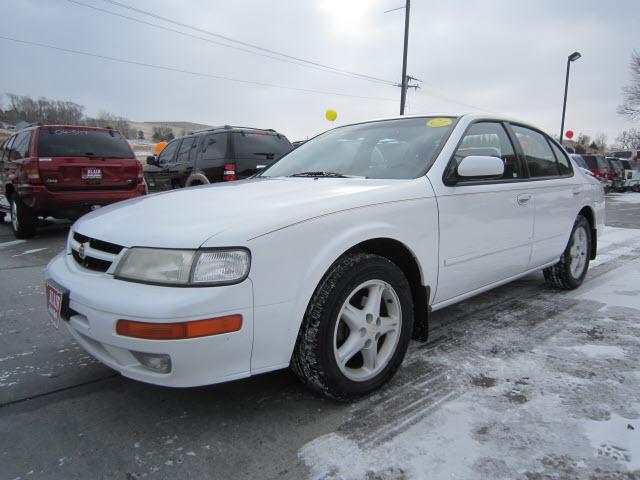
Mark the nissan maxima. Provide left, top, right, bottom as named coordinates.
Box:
left=45, top=114, right=604, bottom=400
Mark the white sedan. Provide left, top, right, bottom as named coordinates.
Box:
left=45, top=114, right=604, bottom=400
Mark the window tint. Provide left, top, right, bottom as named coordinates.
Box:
left=549, top=141, right=572, bottom=175
left=234, top=132, right=292, bottom=161
left=452, top=122, right=520, bottom=180
left=176, top=137, right=197, bottom=164
left=201, top=133, right=227, bottom=160
left=38, top=129, right=133, bottom=158
left=13, top=131, right=32, bottom=160
left=157, top=139, right=179, bottom=165
left=511, top=125, right=559, bottom=177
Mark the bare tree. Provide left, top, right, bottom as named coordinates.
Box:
left=618, top=50, right=640, bottom=120
left=614, top=128, right=640, bottom=149
left=594, top=133, right=607, bottom=152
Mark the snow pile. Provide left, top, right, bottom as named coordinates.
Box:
left=300, top=227, right=640, bottom=479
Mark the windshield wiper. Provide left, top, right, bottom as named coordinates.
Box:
left=290, top=171, right=356, bottom=178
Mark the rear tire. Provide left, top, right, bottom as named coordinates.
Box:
left=543, top=215, right=590, bottom=290
left=10, top=194, right=36, bottom=239
left=291, top=253, right=413, bottom=401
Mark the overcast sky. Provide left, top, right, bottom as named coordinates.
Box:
left=0, top=0, right=638, bottom=143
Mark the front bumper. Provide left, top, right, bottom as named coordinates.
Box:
left=45, top=252, right=254, bottom=387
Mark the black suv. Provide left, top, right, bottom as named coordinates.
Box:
left=144, top=126, right=292, bottom=192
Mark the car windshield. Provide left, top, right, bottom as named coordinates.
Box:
left=38, top=129, right=133, bottom=158
left=260, top=117, right=457, bottom=179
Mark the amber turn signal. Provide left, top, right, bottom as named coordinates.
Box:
left=116, top=315, right=242, bottom=340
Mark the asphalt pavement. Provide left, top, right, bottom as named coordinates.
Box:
left=0, top=196, right=638, bottom=480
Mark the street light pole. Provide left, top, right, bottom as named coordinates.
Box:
left=559, top=51, right=581, bottom=145
left=399, top=0, right=410, bottom=115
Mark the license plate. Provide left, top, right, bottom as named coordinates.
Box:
left=82, top=168, right=102, bottom=180
left=45, top=281, right=64, bottom=328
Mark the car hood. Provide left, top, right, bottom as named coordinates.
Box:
left=73, top=177, right=430, bottom=248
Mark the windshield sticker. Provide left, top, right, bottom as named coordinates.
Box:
left=426, top=118, right=453, bottom=128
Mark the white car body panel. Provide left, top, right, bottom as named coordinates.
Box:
left=45, top=113, right=605, bottom=388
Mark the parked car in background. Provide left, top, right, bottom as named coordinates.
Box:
left=569, top=154, right=591, bottom=174
left=611, top=149, right=639, bottom=162
left=605, top=157, right=625, bottom=192
left=619, top=158, right=640, bottom=191
left=291, top=140, right=307, bottom=149
left=0, top=125, right=145, bottom=238
left=144, top=126, right=292, bottom=192
left=46, top=113, right=604, bottom=400
left=581, top=154, right=612, bottom=192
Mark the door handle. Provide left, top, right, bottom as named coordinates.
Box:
left=572, top=187, right=582, bottom=196
left=517, top=194, right=531, bottom=205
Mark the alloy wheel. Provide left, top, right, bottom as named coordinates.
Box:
left=333, top=280, right=402, bottom=382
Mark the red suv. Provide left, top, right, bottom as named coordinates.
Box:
left=0, top=125, right=145, bottom=238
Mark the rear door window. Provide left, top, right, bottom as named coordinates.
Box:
left=511, top=125, right=559, bottom=178
left=13, top=131, right=33, bottom=160
left=234, top=132, right=292, bottom=161
left=38, top=129, right=133, bottom=158
left=175, top=137, right=197, bottom=164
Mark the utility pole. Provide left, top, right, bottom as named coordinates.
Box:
left=399, top=0, right=410, bottom=115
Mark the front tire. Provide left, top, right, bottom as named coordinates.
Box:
left=291, top=253, right=413, bottom=401
left=543, top=215, right=591, bottom=290
left=10, top=194, right=36, bottom=239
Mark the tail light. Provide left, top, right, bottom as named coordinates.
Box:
left=136, top=162, right=144, bottom=183
left=25, top=158, right=42, bottom=184
left=223, top=163, right=236, bottom=182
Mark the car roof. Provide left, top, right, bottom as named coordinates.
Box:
left=190, top=125, right=285, bottom=136
left=333, top=112, right=544, bottom=132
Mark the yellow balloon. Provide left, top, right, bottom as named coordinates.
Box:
left=154, top=141, right=168, bottom=155
left=325, top=109, right=338, bottom=122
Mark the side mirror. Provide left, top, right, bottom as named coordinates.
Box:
left=457, top=155, right=504, bottom=178
left=146, top=156, right=157, bottom=166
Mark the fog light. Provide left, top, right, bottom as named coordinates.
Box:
left=132, top=351, right=172, bottom=373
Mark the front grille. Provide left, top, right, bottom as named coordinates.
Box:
left=73, top=232, right=123, bottom=255
left=71, top=232, right=124, bottom=273
left=72, top=250, right=112, bottom=272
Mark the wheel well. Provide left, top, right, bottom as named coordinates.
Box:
left=578, top=206, right=597, bottom=260
left=346, top=238, right=429, bottom=340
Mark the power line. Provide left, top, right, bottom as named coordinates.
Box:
left=101, top=0, right=397, bottom=86
left=0, top=35, right=397, bottom=103
left=66, top=0, right=395, bottom=86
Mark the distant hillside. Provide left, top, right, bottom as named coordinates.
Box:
left=130, top=121, right=214, bottom=140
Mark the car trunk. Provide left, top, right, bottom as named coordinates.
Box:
left=39, top=157, right=140, bottom=190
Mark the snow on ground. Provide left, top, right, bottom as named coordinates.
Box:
left=607, top=192, right=640, bottom=205
left=300, top=227, right=640, bottom=479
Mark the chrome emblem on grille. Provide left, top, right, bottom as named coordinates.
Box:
left=78, top=243, right=87, bottom=260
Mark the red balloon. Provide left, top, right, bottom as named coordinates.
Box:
left=565, top=130, right=574, bottom=139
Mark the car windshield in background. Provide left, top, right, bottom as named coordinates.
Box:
left=612, top=151, right=632, bottom=158
left=38, top=129, right=133, bottom=158
left=260, top=117, right=457, bottom=179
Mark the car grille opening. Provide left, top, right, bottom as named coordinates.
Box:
left=71, top=232, right=124, bottom=272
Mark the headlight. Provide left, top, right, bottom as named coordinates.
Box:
left=114, top=248, right=250, bottom=286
